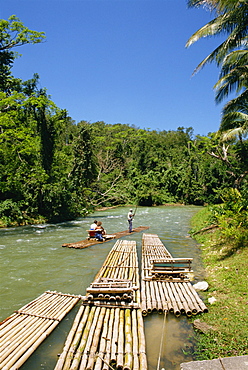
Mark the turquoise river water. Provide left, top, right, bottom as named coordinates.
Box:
left=0, top=205, right=206, bottom=370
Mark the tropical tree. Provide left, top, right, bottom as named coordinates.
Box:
left=187, top=0, right=248, bottom=190
left=186, top=1, right=248, bottom=72
left=215, top=49, right=248, bottom=140
left=0, top=15, right=45, bottom=93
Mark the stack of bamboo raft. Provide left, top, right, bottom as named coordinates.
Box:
left=54, top=240, right=147, bottom=370
left=0, top=291, right=80, bottom=370
left=141, top=233, right=208, bottom=317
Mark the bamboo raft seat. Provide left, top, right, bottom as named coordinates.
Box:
left=150, top=258, right=193, bottom=280
left=0, top=291, right=81, bottom=370
left=87, top=230, right=116, bottom=240
left=85, top=278, right=138, bottom=305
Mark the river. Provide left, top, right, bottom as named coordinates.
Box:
left=0, top=205, right=205, bottom=370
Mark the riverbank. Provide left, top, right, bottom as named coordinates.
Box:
left=190, top=207, right=248, bottom=360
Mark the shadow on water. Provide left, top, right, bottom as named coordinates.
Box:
left=0, top=205, right=205, bottom=370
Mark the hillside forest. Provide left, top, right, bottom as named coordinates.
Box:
left=0, top=6, right=247, bottom=238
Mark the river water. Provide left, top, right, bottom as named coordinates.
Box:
left=0, top=205, right=206, bottom=370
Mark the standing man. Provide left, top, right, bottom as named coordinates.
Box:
left=127, top=209, right=134, bottom=233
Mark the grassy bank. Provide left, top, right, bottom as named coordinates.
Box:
left=190, top=207, right=248, bottom=360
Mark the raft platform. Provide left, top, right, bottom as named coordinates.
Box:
left=61, top=225, right=149, bottom=249
left=1, top=234, right=209, bottom=370
left=55, top=240, right=147, bottom=370
left=141, top=233, right=208, bottom=317
left=0, top=291, right=80, bottom=370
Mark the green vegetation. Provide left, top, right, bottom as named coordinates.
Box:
left=0, top=5, right=248, bottom=362
left=1, top=6, right=248, bottom=227
left=190, top=202, right=248, bottom=360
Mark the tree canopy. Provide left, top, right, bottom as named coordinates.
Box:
left=0, top=14, right=247, bottom=226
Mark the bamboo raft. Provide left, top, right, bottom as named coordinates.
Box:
left=62, top=226, right=149, bottom=249
left=0, top=291, right=81, bottom=370
left=54, top=240, right=147, bottom=370
left=141, top=233, right=208, bottom=317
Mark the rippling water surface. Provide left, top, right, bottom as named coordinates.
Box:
left=0, top=205, right=205, bottom=370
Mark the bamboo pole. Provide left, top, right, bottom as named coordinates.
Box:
left=86, top=307, right=106, bottom=370
left=169, top=282, right=192, bottom=316
left=69, top=306, right=96, bottom=370
left=184, top=282, right=208, bottom=313
left=102, top=308, right=115, bottom=370
left=163, top=282, right=181, bottom=317
left=116, top=308, right=125, bottom=369
left=131, top=309, right=139, bottom=370
left=94, top=308, right=110, bottom=370
left=157, top=281, right=168, bottom=313
left=54, top=304, right=86, bottom=370
left=123, top=309, right=132, bottom=370
left=2, top=319, right=55, bottom=370
left=110, top=307, right=120, bottom=365
left=79, top=306, right=101, bottom=370
left=0, top=317, right=46, bottom=364
left=137, top=309, right=147, bottom=370
left=176, top=283, right=198, bottom=315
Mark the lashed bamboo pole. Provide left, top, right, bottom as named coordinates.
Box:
left=116, top=308, right=125, bottom=369
left=163, top=282, right=181, bottom=317
left=69, top=306, right=97, bottom=370
left=55, top=304, right=90, bottom=370
left=102, top=308, right=115, bottom=370
left=123, top=309, right=132, bottom=370
left=157, top=281, right=168, bottom=313
left=110, top=307, right=120, bottom=365
left=94, top=308, right=111, bottom=370
left=153, top=280, right=163, bottom=313
left=183, top=282, right=208, bottom=313
left=160, top=281, right=174, bottom=314
left=169, top=282, right=192, bottom=316
left=0, top=295, right=74, bottom=352
left=86, top=307, right=106, bottom=370
left=79, top=305, right=102, bottom=369
left=0, top=316, right=47, bottom=363
left=137, top=309, right=147, bottom=370
left=176, top=283, right=198, bottom=315
left=54, top=304, right=87, bottom=370
left=2, top=319, right=54, bottom=370
left=131, top=309, right=139, bottom=370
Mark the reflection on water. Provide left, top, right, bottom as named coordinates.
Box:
left=0, top=205, right=205, bottom=370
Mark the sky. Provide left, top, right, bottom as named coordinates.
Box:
left=1, top=0, right=226, bottom=136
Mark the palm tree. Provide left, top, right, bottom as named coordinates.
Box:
left=214, top=49, right=248, bottom=104
left=186, top=1, right=248, bottom=73
left=187, top=0, right=248, bottom=186
left=214, top=48, right=248, bottom=139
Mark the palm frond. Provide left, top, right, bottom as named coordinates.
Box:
left=221, top=126, right=247, bottom=141
left=222, top=91, right=248, bottom=115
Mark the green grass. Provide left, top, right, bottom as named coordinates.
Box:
left=190, top=208, right=248, bottom=360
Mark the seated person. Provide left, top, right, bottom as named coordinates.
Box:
left=90, top=220, right=97, bottom=230
left=95, top=221, right=106, bottom=241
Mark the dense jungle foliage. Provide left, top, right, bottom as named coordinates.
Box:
left=0, top=12, right=248, bottom=227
